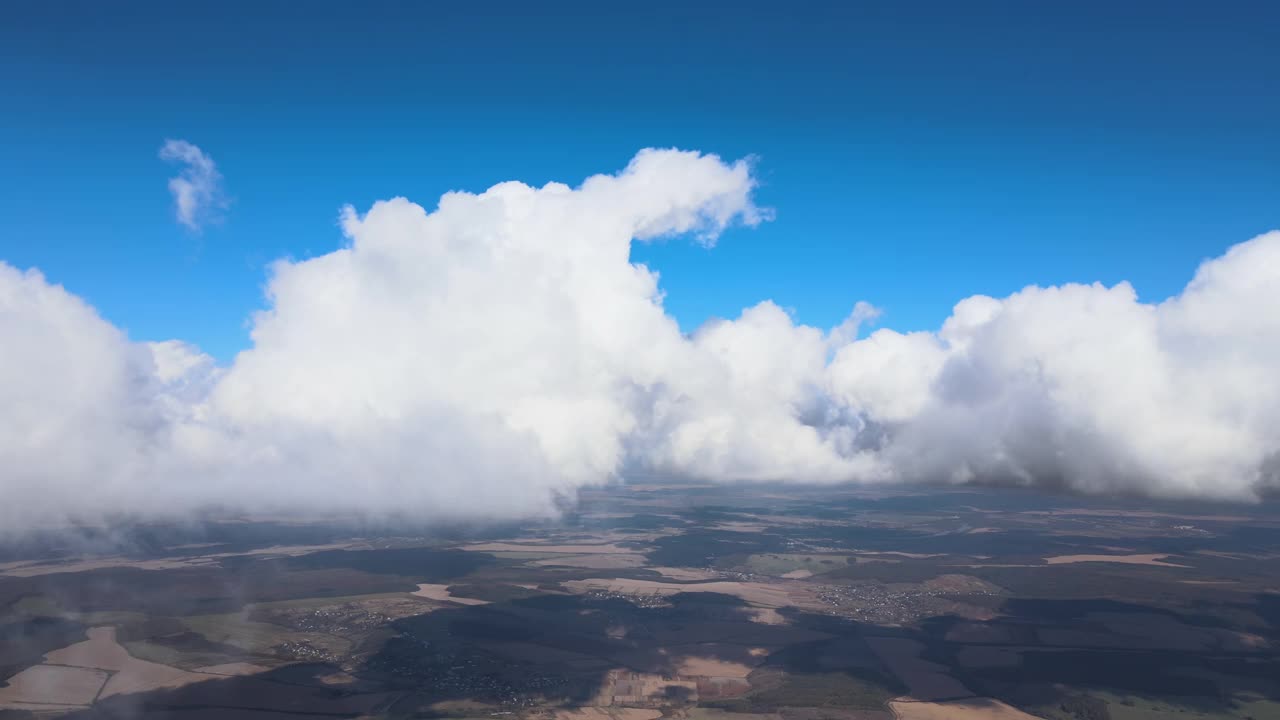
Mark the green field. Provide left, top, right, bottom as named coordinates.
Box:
left=1023, top=689, right=1280, bottom=720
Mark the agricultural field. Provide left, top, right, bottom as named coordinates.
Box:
left=3, top=483, right=1280, bottom=719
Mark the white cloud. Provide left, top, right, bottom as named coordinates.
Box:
left=159, top=139, right=224, bottom=231
left=829, top=235, right=1280, bottom=500
left=1, top=149, right=1278, bottom=532
left=0, top=264, right=197, bottom=525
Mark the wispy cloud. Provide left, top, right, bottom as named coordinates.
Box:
left=158, top=139, right=225, bottom=231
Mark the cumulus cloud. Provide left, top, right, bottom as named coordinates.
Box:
left=159, top=139, right=224, bottom=231
left=0, top=264, right=197, bottom=523
left=1, top=148, right=1278, bottom=531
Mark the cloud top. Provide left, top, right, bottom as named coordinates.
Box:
left=1, top=148, right=1278, bottom=532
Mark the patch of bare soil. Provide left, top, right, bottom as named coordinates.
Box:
left=748, top=608, right=787, bottom=625
left=5, top=625, right=399, bottom=716
left=888, top=698, right=1042, bottom=720
left=1043, top=553, right=1188, bottom=567
left=55, top=627, right=217, bottom=698
left=411, top=583, right=490, bottom=605
left=675, top=656, right=755, bottom=678
left=0, top=664, right=108, bottom=709
left=191, top=662, right=272, bottom=676
left=589, top=669, right=698, bottom=706
left=556, top=708, right=664, bottom=720
left=13, top=626, right=238, bottom=701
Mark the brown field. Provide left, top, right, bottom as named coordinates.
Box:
left=8, top=483, right=1276, bottom=720
left=1043, top=553, right=1189, bottom=567
left=556, top=708, right=664, bottom=720
left=748, top=607, right=787, bottom=625
left=864, top=637, right=972, bottom=701
left=47, top=627, right=215, bottom=698
left=888, top=698, right=1042, bottom=720
left=590, top=670, right=699, bottom=706
left=411, top=583, right=490, bottom=605
left=44, top=627, right=133, bottom=669
left=0, top=664, right=108, bottom=709
left=23, top=626, right=399, bottom=715
left=676, top=656, right=756, bottom=678
left=4, top=626, right=244, bottom=704
left=191, top=662, right=272, bottom=676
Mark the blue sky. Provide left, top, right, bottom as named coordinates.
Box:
left=2, top=0, right=1277, bottom=361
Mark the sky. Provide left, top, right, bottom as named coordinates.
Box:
left=3, top=1, right=1277, bottom=361
left=2, top=2, right=1280, bottom=529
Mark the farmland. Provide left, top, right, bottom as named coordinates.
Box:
left=3, top=483, right=1280, bottom=719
